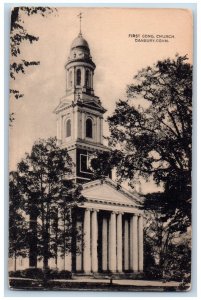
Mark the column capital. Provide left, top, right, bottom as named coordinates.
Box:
left=85, top=208, right=92, bottom=212
left=117, top=211, right=124, bottom=215
left=92, top=208, right=99, bottom=212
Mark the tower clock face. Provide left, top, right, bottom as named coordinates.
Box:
left=80, top=152, right=98, bottom=174
left=88, top=155, right=99, bottom=171
left=80, top=153, right=92, bottom=174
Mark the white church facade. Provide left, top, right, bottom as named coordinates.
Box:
left=53, top=31, right=145, bottom=276
left=10, top=30, right=145, bottom=278
left=64, top=178, right=144, bottom=275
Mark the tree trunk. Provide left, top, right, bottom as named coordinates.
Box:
left=71, top=207, right=77, bottom=273
left=55, top=210, right=58, bottom=269
left=43, top=204, right=50, bottom=269
left=43, top=226, right=49, bottom=269
left=29, top=207, right=38, bottom=268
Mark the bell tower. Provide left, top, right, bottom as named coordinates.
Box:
left=54, top=18, right=108, bottom=183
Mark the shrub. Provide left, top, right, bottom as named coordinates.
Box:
left=57, top=270, right=72, bottom=279
left=22, top=268, right=44, bottom=279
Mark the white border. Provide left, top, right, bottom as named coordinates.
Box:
left=1, top=1, right=199, bottom=299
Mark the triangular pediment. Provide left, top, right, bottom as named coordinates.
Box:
left=82, top=100, right=106, bottom=112
left=54, top=101, right=72, bottom=113
left=81, top=178, right=143, bottom=208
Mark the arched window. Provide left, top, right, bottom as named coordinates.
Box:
left=85, top=70, right=90, bottom=88
left=68, top=70, right=72, bottom=88
left=66, top=119, right=71, bottom=138
left=86, top=118, right=93, bottom=138
left=76, top=69, right=81, bottom=86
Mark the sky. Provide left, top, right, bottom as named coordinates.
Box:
left=9, top=7, right=193, bottom=193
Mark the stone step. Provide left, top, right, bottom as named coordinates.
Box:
left=72, top=272, right=143, bottom=280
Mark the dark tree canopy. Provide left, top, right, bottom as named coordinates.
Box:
left=109, top=56, right=191, bottom=181
left=106, top=55, right=191, bottom=198
left=10, top=7, right=55, bottom=99
left=9, top=137, right=84, bottom=269
left=93, top=55, right=192, bottom=245
left=9, top=171, right=29, bottom=271
left=102, top=56, right=192, bottom=283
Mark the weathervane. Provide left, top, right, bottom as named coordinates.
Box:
left=77, top=12, right=83, bottom=35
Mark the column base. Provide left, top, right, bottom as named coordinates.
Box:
left=72, top=272, right=94, bottom=279
left=72, top=271, right=144, bottom=280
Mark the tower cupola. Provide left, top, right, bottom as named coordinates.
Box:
left=65, top=32, right=96, bottom=96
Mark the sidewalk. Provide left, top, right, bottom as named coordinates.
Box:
left=51, top=278, right=182, bottom=287
left=9, top=277, right=189, bottom=291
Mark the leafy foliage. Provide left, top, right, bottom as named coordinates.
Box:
left=10, top=7, right=55, bottom=99
left=108, top=55, right=191, bottom=189
left=94, top=55, right=192, bottom=282
left=9, top=137, right=84, bottom=269
left=100, top=55, right=192, bottom=221
left=9, top=171, right=29, bottom=270
left=144, top=192, right=191, bottom=283
left=9, top=7, right=56, bottom=126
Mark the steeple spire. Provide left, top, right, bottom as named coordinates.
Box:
left=77, top=12, right=83, bottom=36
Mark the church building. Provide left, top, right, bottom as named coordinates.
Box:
left=9, top=20, right=145, bottom=278
left=53, top=28, right=145, bottom=277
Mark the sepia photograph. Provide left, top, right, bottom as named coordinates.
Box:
left=8, top=6, right=192, bottom=291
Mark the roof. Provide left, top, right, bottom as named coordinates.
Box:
left=71, top=34, right=89, bottom=49
left=80, top=178, right=144, bottom=214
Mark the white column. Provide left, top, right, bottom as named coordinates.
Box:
left=100, top=118, right=103, bottom=144
left=74, top=108, right=78, bottom=140
left=78, top=110, right=81, bottom=139
left=91, top=71, right=93, bottom=89
left=91, top=209, right=98, bottom=273
left=56, top=117, right=59, bottom=140
left=102, top=217, right=108, bottom=271
left=71, top=111, right=74, bottom=140
left=117, top=213, right=123, bottom=272
left=76, top=220, right=82, bottom=271
left=81, top=67, right=85, bottom=87
left=64, top=253, right=72, bottom=271
left=73, top=66, right=75, bottom=88
left=95, top=117, right=98, bottom=143
left=138, top=215, right=144, bottom=272
left=58, top=115, right=62, bottom=141
left=109, top=212, right=117, bottom=272
left=96, top=117, right=100, bottom=143
left=61, top=115, right=64, bottom=142
left=132, top=215, right=139, bottom=272
left=129, top=216, right=133, bottom=269
left=83, top=208, right=91, bottom=273
left=124, top=219, right=129, bottom=270
left=82, top=112, right=85, bottom=140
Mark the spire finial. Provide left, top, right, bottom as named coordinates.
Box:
left=77, top=12, right=83, bottom=36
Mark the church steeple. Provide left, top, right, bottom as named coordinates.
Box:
left=54, top=18, right=109, bottom=183
left=65, top=19, right=96, bottom=97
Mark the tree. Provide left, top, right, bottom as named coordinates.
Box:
left=104, top=55, right=192, bottom=226
left=13, top=137, right=84, bottom=269
left=9, top=171, right=29, bottom=271
left=93, top=55, right=192, bottom=283
left=10, top=7, right=56, bottom=125
left=10, top=7, right=55, bottom=99
left=143, top=193, right=191, bottom=283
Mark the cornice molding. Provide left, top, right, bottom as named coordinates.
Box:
left=82, top=178, right=144, bottom=207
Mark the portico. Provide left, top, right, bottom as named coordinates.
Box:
left=66, top=178, right=144, bottom=276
